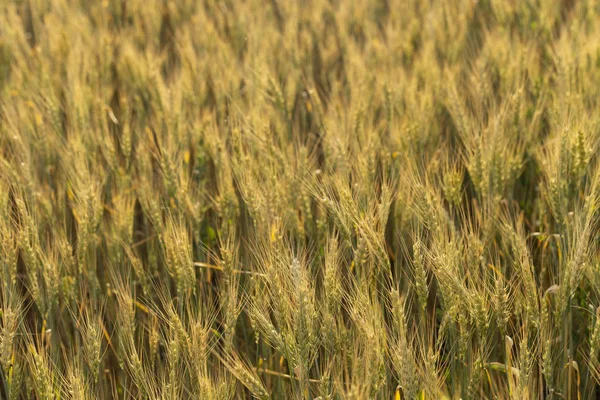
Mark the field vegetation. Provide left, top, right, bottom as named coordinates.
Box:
left=2, top=0, right=600, bottom=398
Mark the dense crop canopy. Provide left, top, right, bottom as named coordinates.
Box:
left=2, top=0, right=600, bottom=399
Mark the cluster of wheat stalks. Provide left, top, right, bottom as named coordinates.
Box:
left=2, top=0, right=600, bottom=399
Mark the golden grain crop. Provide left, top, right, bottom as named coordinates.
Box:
left=2, top=0, right=600, bottom=398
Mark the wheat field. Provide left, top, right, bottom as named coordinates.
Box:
left=2, top=0, right=600, bottom=399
